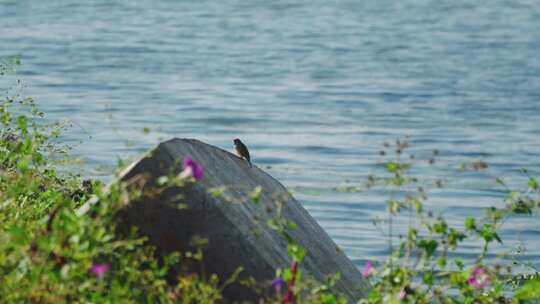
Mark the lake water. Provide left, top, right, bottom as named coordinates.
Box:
left=1, top=0, right=540, bottom=270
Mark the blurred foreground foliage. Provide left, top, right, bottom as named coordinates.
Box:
left=0, top=58, right=208, bottom=303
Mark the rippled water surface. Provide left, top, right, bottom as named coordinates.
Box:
left=2, top=0, right=540, bottom=268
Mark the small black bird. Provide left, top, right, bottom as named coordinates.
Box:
left=234, top=138, right=251, bottom=167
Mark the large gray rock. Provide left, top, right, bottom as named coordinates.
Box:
left=118, top=138, right=369, bottom=302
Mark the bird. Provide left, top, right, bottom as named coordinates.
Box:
left=233, top=138, right=251, bottom=168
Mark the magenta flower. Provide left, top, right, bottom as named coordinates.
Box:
left=182, top=157, right=204, bottom=181
left=467, top=266, right=491, bottom=289
left=89, top=263, right=110, bottom=279
left=271, top=278, right=286, bottom=295
left=362, top=260, right=374, bottom=278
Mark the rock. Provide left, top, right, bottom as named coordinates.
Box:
left=117, top=138, right=369, bottom=302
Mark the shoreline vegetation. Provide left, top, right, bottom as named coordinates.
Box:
left=1, top=59, right=540, bottom=303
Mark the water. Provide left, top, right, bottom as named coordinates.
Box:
left=2, top=0, right=540, bottom=270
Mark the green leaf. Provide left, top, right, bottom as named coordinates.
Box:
left=479, top=224, right=502, bottom=244
left=286, top=221, right=297, bottom=230
left=512, top=200, right=532, bottom=214
left=385, top=162, right=399, bottom=173
left=515, top=278, right=540, bottom=300
left=528, top=177, right=538, bottom=190
left=287, top=243, right=305, bottom=262
left=464, top=217, right=476, bottom=231
left=17, top=157, right=29, bottom=172
left=448, top=228, right=466, bottom=248
left=407, top=228, right=417, bottom=242
left=417, top=239, right=438, bottom=258
left=387, top=199, right=404, bottom=215
left=423, top=271, right=434, bottom=287
left=320, top=294, right=339, bottom=304
left=9, top=56, right=21, bottom=65
left=455, top=259, right=464, bottom=270
left=437, top=257, right=447, bottom=268
left=414, top=199, right=423, bottom=213
left=367, top=289, right=383, bottom=303
left=17, top=115, right=28, bottom=134
left=385, top=162, right=411, bottom=173
left=283, top=268, right=293, bottom=281
left=249, top=186, right=263, bottom=204
left=433, top=221, right=448, bottom=234
left=8, top=226, right=29, bottom=246
left=156, top=176, right=169, bottom=185
left=266, top=218, right=279, bottom=230
left=207, top=186, right=226, bottom=197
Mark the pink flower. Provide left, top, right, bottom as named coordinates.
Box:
left=398, top=287, right=406, bottom=299
left=467, top=266, right=491, bottom=289
left=362, top=260, right=374, bottom=278
left=89, top=263, right=110, bottom=279
left=182, top=157, right=204, bottom=181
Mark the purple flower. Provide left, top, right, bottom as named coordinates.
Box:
left=467, top=266, right=491, bottom=289
left=271, top=278, right=286, bottom=295
left=182, top=157, right=204, bottom=181
left=89, top=263, right=110, bottom=279
left=362, top=260, right=374, bottom=278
